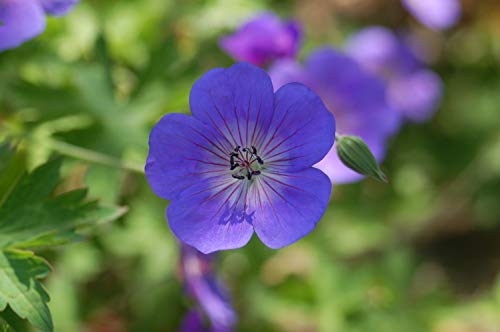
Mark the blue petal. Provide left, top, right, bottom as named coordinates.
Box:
left=251, top=167, right=332, bottom=248
left=145, top=113, right=230, bottom=201
left=167, top=179, right=255, bottom=254
left=219, top=12, right=301, bottom=66
left=40, top=0, right=79, bottom=16
left=388, top=69, right=442, bottom=123
left=259, top=83, right=335, bottom=171
left=402, top=0, right=461, bottom=30
left=180, top=245, right=237, bottom=329
left=189, top=62, right=275, bottom=151
left=345, top=26, right=420, bottom=75
left=0, top=0, right=46, bottom=52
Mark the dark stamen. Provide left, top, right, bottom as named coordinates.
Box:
left=229, top=145, right=264, bottom=180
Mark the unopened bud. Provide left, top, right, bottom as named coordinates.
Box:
left=336, top=135, right=388, bottom=183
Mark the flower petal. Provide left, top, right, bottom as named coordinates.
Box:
left=345, top=26, right=419, bottom=75
left=251, top=167, right=331, bottom=248
left=167, top=180, right=254, bottom=254
left=219, top=12, right=301, bottom=66
left=40, top=0, right=79, bottom=17
left=268, top=59, right=308, bottom=92
left=189, top=62, right=275, bottom=150
left=145, top=113, right=230, bottom=201
left=259, top=82, right=335, bottom=171
left=402, top=0, right=461, bottom=30
left=180, top=245, right=237, bottom=329
left=388, top=69, right=442, bottom=123
left=0, top=0, right=46, bottom=52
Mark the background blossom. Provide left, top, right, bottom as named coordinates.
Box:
left=179, top=244, right=236, bottom=331
left=401, top=0, right=461, bottom=30
left=270, top=48, right=401, bottom=184
left=346, top=26, right=443, bottom=123
left=219, top=12, right=301, bottom=66
left=0, top=0, right=78, bottom=52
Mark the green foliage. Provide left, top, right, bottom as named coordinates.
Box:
left=0, top=147, right=125, bottom=331
left=0, top=251, right=51, bottom=332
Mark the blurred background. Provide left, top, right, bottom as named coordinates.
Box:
left=1, top=0, right=500, bottom=331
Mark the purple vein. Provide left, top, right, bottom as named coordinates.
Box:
left=209, top=95, right=239, bottom=147
left=178, top=134, right=227, bottom=161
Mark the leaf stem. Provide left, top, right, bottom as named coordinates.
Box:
left=48, top=140, right=144, bottom=174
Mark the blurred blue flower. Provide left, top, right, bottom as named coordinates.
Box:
left=0, top=0, right=78, bottom=52
left=179, top=309, right=232, bottom=332
left=269, top=48, right=401, bottom=184
left=219, top=12, right=301, bottom=66
left=346, top=26, right=442, bottom=123
left=401, top=0, right=461, bottom=30
left=40, top=0, right=78, bottom=16
left=145, top=62, right=334, bottom=253
left=179, top=245, right=236, bottom=331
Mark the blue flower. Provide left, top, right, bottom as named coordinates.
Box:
left=145, top=62, right=335, bottom=253
left=219, top=12, right=301, bottom=67
left=0, top=0, right=78, bottom=52
left=179, top=244, right=236, bottom=331
left=269, top=48, right=401, bottom=184
left=401, top=0, right=461, bottom=30
left=346, top=26, right=443, bottom=123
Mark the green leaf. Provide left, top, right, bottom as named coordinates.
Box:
left=0, top=144, right=26, bottom=206
left=336, top=135, right=388, bottom=183
left=0, top=153, right=127, bottom=331
left=0, top=158, right=127, bottom=249
left=0, top=250, right=52, bottom=332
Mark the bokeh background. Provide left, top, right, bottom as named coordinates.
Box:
left=1, top=0, right=500, bottom=331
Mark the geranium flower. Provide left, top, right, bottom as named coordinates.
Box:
left=346, top=26, right=442, bottom=123
left=179, top=244, right=236, bottom=331
left=269, top=48, right=401, bottom=184
left=0, top=0, right=78, bottom=52
left=145, top=62, right=334, bottom=253
left=178, top=310, right=231, bottom=332
left=401, top=0, right=461, bottom=30
left=219, top=12, right=301, bottom=66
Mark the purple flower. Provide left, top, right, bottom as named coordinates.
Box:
left=346, top=26, right=442, bottom=123
left=401, top=0, right=461, bottom=30
left=40, top=0, right=78, bottom=16
left=0, top=0, right=78, bottom=52
left=145, top=62, right=334, bottom=253
left=179, top=244, right=236, bottom=331
left=219, top=12, right=301, bottom=66
left=179, top=310, right=232, bottom=332
left=269, top=48, right=401, bottom=184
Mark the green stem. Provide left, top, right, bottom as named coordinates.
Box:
left=49, top=139, right=144, bottom=174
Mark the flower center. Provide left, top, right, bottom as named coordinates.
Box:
left=229, top=145, right=264, bottom=180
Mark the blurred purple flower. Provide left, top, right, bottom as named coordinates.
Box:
left=40, top=0, right=78, bottom=16
left=401, top=0, right=461, bottom=30
left=269, top=48, right=401, bottom=184
left=219, top=12, right=301, bottom=66
left=0, top=0, right=78, bottom=52
left=179, top=245, right=236, bottom=331
left=145, top=62, right=334, bottom=253
left=346, top=26, right=442, bottom=123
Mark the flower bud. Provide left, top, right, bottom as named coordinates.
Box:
left=336, top=135, right=388, bottom=183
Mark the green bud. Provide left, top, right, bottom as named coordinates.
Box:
left=336, top=135, right=388, bottom=183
